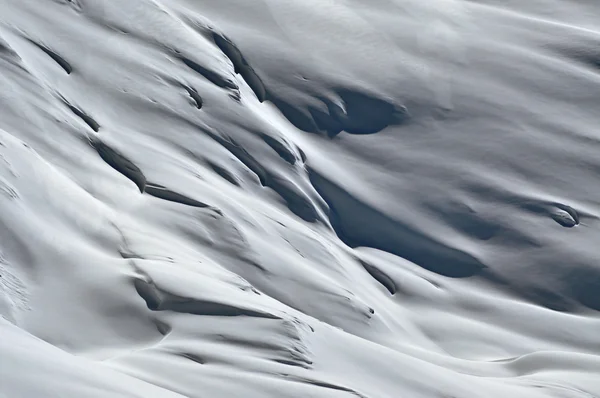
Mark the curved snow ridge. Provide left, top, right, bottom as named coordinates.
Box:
left=0, top=0, right=599, bottom=397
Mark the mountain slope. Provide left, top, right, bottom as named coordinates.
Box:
left=1, top=1, right=599, bottom=397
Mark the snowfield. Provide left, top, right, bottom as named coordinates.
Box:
left=1, top=1, right=599, bottom=397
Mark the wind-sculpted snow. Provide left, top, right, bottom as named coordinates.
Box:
left=1, top=0, right=599, bottom=397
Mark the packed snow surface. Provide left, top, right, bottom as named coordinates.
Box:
left=1, top=1, right=599, bottom=397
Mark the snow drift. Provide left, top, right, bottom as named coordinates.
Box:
left=1, top=0, right=599, bottom=397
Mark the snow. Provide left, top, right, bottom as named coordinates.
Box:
left=1, top=0, right=599, bottom=397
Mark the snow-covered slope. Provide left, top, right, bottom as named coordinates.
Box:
left=1, top=1, right=599, bottom=397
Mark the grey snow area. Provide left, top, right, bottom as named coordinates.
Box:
left=1, top=0, right=600, bottom=397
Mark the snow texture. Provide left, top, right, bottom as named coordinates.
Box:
left=1, top=1, right=599, bottom=397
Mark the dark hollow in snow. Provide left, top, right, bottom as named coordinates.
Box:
left=0, top=37, right=18, bottom=58
left=269, top=89, right=409, bottom=137
left=51, top=0, right=82, bottom=12
left=552, top=41, right=600, bottom=73
left=309, top=168, right=486, bottom=278
left=573, top=268, right=600, bottom=311
left=155, top=319, right=172, bottom=336
left=206, top=161, right=240, bottom=186
left=213, top=133, right=319, bottom=222
left=182, top=85, right=203, bottom=109
left=175, top=352, right=206, bottom=365
left=550, top=204, right=579, bottom=228
left=179, top=55, right=238, bottom=91
left=134, top=279, right=281, bottom=319
left=523, top=201, right=580, bottom=228
left=145, top=183, right=209, bottom=208
left=325, top=89, right=409, bottom=136
left=91, top=139, right=146, bottom=193
left=285, top=375, right=368, bottom=398
left=269, top=96, right=317, bottom=133
left=30, top=41, right=72, bottom=74
left=65, top=102, right=100, bottom=132
left=268, top=176, right=320, bottom=223
left=212, top=32, right=266, bottom=103
left=359, top=259, right=397, bottom=295
left=261, top=133, right=297, bottom=165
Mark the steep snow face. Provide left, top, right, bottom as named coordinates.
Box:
left=1, top=1, right=599, bottom=397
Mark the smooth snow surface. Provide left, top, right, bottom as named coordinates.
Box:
left=1, top=1, right=600, bottom=397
